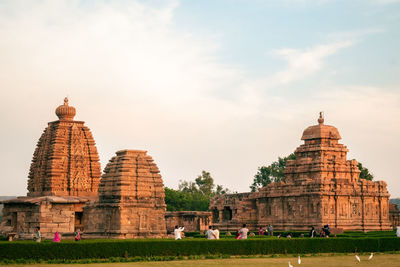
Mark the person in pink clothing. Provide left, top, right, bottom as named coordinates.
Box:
left=53, top=231, right=61, bottom=242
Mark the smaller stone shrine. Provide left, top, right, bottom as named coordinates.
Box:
left=84, top=150, right=167, bottom=238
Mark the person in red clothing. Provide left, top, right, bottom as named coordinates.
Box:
left=74, top=229, right=81, bottom=241
left=258, top=226, right=264, bottom=236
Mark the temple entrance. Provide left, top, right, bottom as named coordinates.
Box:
left=212, top=208, right=219, bottom=223
left=11, top=212, right=17, bottom=232
left=223, top=207, right=232, bottom=221
left=74, top=212, right=83, bottom=231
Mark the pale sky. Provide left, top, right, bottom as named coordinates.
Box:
left=0, top=0, right=399, bottom=197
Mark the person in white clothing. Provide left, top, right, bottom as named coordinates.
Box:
left=174, top=225, right=184, bottom=240
left=206, top=226, right=216, bottom=239
left=397, top=226, right=400, bottom=237
left=213, top=226, right=220, bottom=240
left=239, top=224, right=249, bottom=240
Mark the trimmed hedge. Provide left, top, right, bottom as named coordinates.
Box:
left=0, top=237, right=399, bottom=260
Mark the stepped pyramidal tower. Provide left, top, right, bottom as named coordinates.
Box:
left=84, top=150, right=167, bottom=238
left=27, top=97, right=101, bottom=197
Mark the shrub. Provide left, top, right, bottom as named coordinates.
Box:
left=0, top=237, right=398, bottom=261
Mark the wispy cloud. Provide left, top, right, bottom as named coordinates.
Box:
left=0, top=0, right=399, bottom=197
left=271, top=41, right=353, bottom=84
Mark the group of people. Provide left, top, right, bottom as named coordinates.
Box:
left=235, top=224, right=249, bottom=239
left=257, top=224, right=274, bottom=236
left=206, top=226, right=220, bottom=239
left=33, top=227, right=82, bottom=242
left=309, top=225, right=330, bottom=238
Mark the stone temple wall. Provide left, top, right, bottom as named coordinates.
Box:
left=210, top=114, right=391, bottom=231
left=1, top=196, right=86, bottom=239
left=210, top=193, right=257, bottom=230
left=84, top=150, right=167, bottom=238
left=165, top=211, right=212, bottom=233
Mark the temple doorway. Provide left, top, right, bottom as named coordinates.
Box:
left=223, top=207, right=232, bottom=221
left=74, top=212, right=83, bottom=231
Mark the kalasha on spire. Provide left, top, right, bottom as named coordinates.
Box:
left=55, top=97, right=76, bottom=120
left=318, top=111, right=324, bottom=124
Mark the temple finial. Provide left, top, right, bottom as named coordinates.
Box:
left=318, top=111, right=324, bottom=125
left=56, top=97, right=76, bottom=120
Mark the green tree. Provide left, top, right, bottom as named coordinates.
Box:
left=250, top=153, right=296, bottom=192
left=165, top=171, right=229, bottom=211
left=358, top=162, right=374, bottom=181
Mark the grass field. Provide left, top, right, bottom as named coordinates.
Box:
left=4, top=254, right=400, bottom=267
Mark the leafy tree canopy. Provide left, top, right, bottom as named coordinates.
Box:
left=165, top=171, right=230, bottom=211
left=250, top=153, right=296, bottom=192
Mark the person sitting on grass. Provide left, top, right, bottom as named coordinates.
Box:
left=235, top=229, right=241, bottom=239
left=238, top=224, right=249, bottom=240
left=258, top=226, right=264, bottom=236
left=206, top=226, right=216, bottom=240
left=320, top=228, right=326, bottom=237
left=213, top=226, right=220, bottom=240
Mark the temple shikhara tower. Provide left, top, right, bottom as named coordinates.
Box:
left=210, top=113, right=391, bottom=231
left=84, top=150, right=167, bottom=238
left=28, top=97, right=101, bottom=197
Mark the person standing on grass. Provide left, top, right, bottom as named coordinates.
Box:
left=74, top=229, right=81, bottom=241
left=213, top=226, right=220, bottom=240
left=53, top=231, right=61, bottom=242
left=309, top=226, right=317, bottom=238
left=268, top=224, right=274, bottom=236
left=174, top=225, right=184, bottom=240
left=239, top=224, right=249, bottom=240
left=34, top=227, right=41, bottom=242
left=206, top=226, right=216, bottom=239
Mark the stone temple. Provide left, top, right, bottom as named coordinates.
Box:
left=0, top=100, right=392, bottom=239
left=0, top=99, right=167, bottom=239
left=210, top=113, right=391, bottom=231
left=84, top=150, right=167, bottom=238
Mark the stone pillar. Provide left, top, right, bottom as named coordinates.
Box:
left=219, top=210, right=224, bottom=222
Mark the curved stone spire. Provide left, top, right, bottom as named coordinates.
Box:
left=55, top=97, right=76, bottom=121
left=27, top=99, right=101, bottom=197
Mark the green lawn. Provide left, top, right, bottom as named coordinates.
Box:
left=4, top=254, right=400, bottom=267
